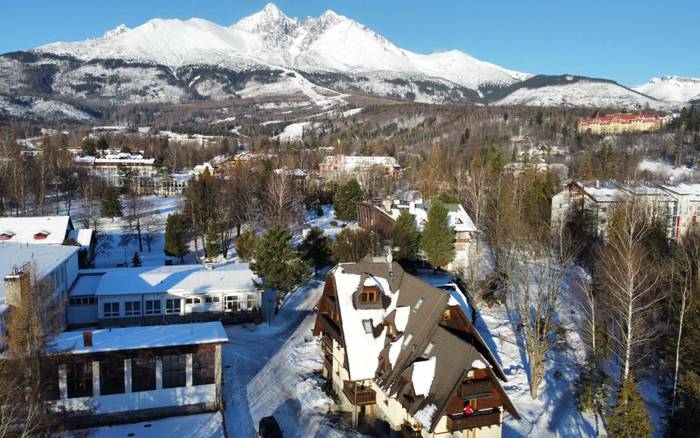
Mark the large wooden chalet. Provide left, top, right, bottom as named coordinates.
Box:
left=313, top=259, right=518, bottom=437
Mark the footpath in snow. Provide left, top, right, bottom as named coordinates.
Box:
left=223, top=277, right=360, bottom=438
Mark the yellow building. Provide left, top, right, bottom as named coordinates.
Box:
left=577, top=112, right=663, bottom=135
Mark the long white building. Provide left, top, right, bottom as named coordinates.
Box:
left=67, top=263, right=262, bottom=328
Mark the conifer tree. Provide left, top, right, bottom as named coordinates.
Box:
left=235, top=230, right=257, bottom=262
left=100, top=187, right=122, bottom=221
left=300, top=227, right=332, bottom=276
left=131, top=252, right=142, bottom=267
left=421, top=200, right=455, bottom=270
left=205, top=224, right=221, bottom=260
left=606, top=376, right=653, bottom=438
left=251, top=226, right=309, bottom=313
left=334, top=179, right=364, bottom=221
left=164, top=213, right=189, bottom=263
left=392, top=209, right=420, bottom=263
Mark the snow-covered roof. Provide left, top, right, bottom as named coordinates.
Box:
left=333, top=265, right=399, bottom=380
left=69, top=273, right=104, bottom=297
left=0, top=243, right=79, bottom=303
left=390, top=202, right=477, bottom=233
left=411, top=356, right=436, bottom=396
left=79, top=263, right=259, bottom=297
left=52, top=321, right=228, bottom=354
left=0, top=216, right=71, bottom=244
left=67, top=228, right=93, bottom=247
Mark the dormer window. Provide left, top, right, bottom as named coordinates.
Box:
left=360, top=286, right=379, bottom=304
left=34, top=231, right=50, bottom=240
left=0, top=232, right=13, bottom=241
left=362, top=319, right=373, bottom=334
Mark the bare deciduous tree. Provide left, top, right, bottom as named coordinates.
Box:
left=509, top=237, right=569, bottom=399
left=598, top=202, right=664, bottom=381
left=0, top=267, right=65, bottom=437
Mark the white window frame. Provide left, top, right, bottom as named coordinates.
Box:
left=165, top=298, right=181, bottom=314
left=103, top=302, right=120, bottom=318
left=145, top=299, right=161, bottom=315
left=225, top=295, right=240, bottom=312
left=124, top=301, right=141, bottom=316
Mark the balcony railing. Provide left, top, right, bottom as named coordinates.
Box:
left=342, top=381, right=376, bottom=405
left=446, top=409, right=501, bottom=431
left=322, top=335, right=333, bottom=352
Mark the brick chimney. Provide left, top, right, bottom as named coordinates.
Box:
left=82, top=331, right=93, bottom=348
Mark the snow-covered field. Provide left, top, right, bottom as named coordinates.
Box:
left=59, top=195, right=192, bottom=268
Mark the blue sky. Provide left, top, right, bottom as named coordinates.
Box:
left=1, top=0, right=697, bottom=86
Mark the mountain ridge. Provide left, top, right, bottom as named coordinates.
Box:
left=0, top=3, right=692, bottom=121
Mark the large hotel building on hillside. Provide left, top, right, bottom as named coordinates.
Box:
left=577, top=112, right=664, bottom=135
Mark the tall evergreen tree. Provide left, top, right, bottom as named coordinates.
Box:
left=392, top=209, right=421, bottom=263
left=251, top=226, right=309, bottom=313
left=299, top=227, right=332, bottom=276
left=205, top=223, right=221, bottom=260
left=131, top=252, right=142, bottom=267
left=100, top=187, right=122, bottom=221
left=164, top=213, right=189, bottom=263
left=421, top=200, right=455, bottom=270
left=334, top=179, right=364, bottom=221
left=235, top=230, right=257, bottom=263
left=606, top=376, right=653, bottom=438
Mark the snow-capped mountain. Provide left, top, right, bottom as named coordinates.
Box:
left=633, top=76, right=700, bottom=103
left=494, top=75, right=668, bottom=110
left=0, top=3, right=688, bottom=121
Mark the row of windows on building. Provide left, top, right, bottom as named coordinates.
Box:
left=69, top=295, right=259, bottom=318
left=48, top=350, right=216, bottom=400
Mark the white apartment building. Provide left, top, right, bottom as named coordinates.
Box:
left=319, top=155, right=401, bottom=182
left=75, top=153, right=157, bottom=187
left=551, top=180, right=692, bottom=240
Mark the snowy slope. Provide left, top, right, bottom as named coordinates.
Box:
left=494, top=77, right=667, bottom=110
left=633, top=76, right=700, bottom=103
left=33, top=3, right=529, bottom=93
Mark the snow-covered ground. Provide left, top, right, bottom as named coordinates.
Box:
left=223, top=280, right=359, bottom=437
left=69, top=412, right=224, bottom=438
left=638, top=159, right=697, bottom=180
left=273, top=121, right=309, bottom=141
left=59, top=195, right=194, bottom=268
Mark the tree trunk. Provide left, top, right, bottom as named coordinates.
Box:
left=136, top=218, right=143, bottom=252
left=672, top=291, right=687, bottom=413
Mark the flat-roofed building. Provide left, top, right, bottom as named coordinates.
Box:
left=44, top=321, right=227, bottom=428
left=67, top=263, right=262, bottom=328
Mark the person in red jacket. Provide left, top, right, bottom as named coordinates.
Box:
left=464, top=404, right=473, bottom=416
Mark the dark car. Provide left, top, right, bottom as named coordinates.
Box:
left=258, top=416, right=283, bottom=438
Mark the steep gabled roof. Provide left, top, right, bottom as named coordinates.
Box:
left=325, top=260, right=518, bottom=432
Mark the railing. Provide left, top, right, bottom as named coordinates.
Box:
left=323, top=355, right=333, bottom=372
left=342, top=381, right=376, bottom=405
left=322, top=335, right=333, bottom=352
left=446, top=409, right=501, bottom=431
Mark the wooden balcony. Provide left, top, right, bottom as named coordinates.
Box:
left=342, top=381, right=376, bottom=405
left=323, top=354, right=333, bottom=372
left=322, top=335, right=333, bottom=352
left=446, top=409, right=501, bottom=431
left=460, top=379, right=493, bottom=399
